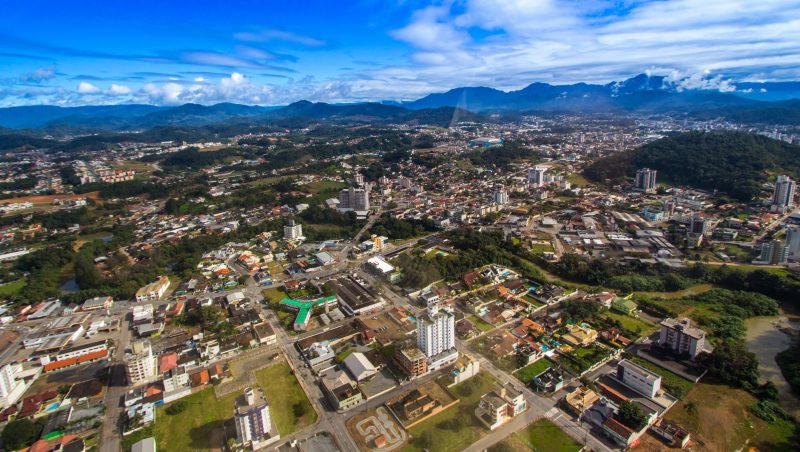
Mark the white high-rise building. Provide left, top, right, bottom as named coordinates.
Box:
left=786, top=226, right=800, bottom=261
left=528, top=166, right=547, bottom=187
left=773, top=175, right=795, bottom=212
left=0, top=363, right=25, bottom=409
left=493, top=190, right=509, bottom=205
left=337, top=185, right=371, bottom=212
left=417, top=308, right=455, bottom=358
left=283, top=220, right=303, bottom=240
left=235, top=387, right=277, bottom=448
left=634, top=168, right=657, bottom=192
left=126, top=340, right=156, bottom=386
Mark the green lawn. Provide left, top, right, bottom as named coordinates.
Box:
left=145, top=363, right=315, bottom=451
left=514, top=358, right=553, bottom=383
left=254, top=363, right=317, bottom=435
left=633, top=283, right=713, bottom=300
left=468, top=315, right=495, bottom=332
left=262, top=287, right=288, bottom=304
left=402, top=373, right=496, bottom=452
left=601, top=311, right=656, bottom=336
left=153, top=388, right=237, bottom=452
left=491, top=418, right=583, bottom=452
left=630, top=357, right=694, bottom=399
left=0, top=279, right=25, bottom=296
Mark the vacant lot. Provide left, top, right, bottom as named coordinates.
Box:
left=491, top=418, right=582, bottom=452
left=0, top=279, right=25, bottom=296
left=514, top=358, right=554, bottom=383
left=467, top=315, right=494, bottom=332
left=401, top=372, right=496, bottom=452
left=664, top=382, right=797, bottom=451
left=147, top=362, right=315, bottom=451
left=254, top=362, right=317, bottom=435
left=152, top=388, right=235, bottom=452
left=601, top=311, right=656, bottom=336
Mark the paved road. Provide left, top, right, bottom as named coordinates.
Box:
left=99, top=312, right=132, bottom=452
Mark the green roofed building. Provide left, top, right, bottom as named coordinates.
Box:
left=611, top=299, right=638, bottom=316
left=280, top=296, right=338, bottom=331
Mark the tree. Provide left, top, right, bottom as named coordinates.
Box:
left=617, top=401, right=648, bottom=430
left=696, top=341, right=759, bottom=389
left=2, top=419, right=41, bottom=450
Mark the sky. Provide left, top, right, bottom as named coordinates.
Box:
left=1, top=0, right=800, bottom=107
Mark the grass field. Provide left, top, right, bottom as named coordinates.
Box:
left=152, top=388, right=236, bottom=452
left=468, top=315, right=495, bottom=332
left=633, top=283, right=713, bottom=300
left=254, top=363, right=317, bottom=435
left=514, top=358, right=553, bottom=383
left=491, top=418, right=583, bottom=452
left=402, top=372, right=496, bottom=452
left=664, top=382, right=797, bottom=451
left=0, top=279, right=25, bottom=296
left=567, top=173, right=591, bottom=188
left=137, top=362, right=315, bottom=452
left=601, top=311, right=657, bottom=336
left=630, top=357, right=694, bottom=399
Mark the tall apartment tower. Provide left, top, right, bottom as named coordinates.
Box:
left=283, top=219, right=303, bottom=240
left=126, top=340, right=156, bottom=386
left=634, top=168, right=657, bottom=192
left=337, top=184, right=371, bottom=212
left=528, top=166, right=547, bottom=187
left=759, top=239, right=789, bottom=265
left=0, top=363, right=24, bottom=409
left=786, top=226, right=800, bottom=260
left=234, top=387, right=275, bottom=448
left=772, top=175, right=795, bottom=212
left=417, top=306, right=455, bottom=358
left=493, top=190, right=509, bottom=205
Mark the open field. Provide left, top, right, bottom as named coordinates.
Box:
left=601, top=311, right=657, bottom=335
left=0, top=192, right=100, bottom=204
left=491, top=418, right=583, bottom=452
left=514, top=358, right=554, bottom=383
left=254, top=362, right=317, bottom=435
left=630, top=357, right=694, bottom=398
left=467, top=315, right=494, bottom=332
left=633, top=283, right=713, bottom=300
left=0, top=279, right=25, bottom=296
left=663, top=382, right=797, bottom=451
left=128, top=362, right=315, bottom=452
left=142, top=388, right=235, bottom=452
left=401, top=372, right=496, bottom=452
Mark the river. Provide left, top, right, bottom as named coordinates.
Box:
left=744, top=315, right=800, bottom=416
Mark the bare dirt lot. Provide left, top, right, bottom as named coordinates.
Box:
left=0, top=192, right=100, bottom=204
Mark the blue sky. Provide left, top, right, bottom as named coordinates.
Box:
left=2, top=0, right=799, bottom=106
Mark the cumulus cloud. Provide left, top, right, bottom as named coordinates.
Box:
left=76, top=81, right=101, bottom=94
left=109, top=83, right=131, bottom=95
left=21, top=66, right=56, bottom=83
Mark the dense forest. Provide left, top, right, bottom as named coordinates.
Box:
left=584, top=131, right=800, bottom=201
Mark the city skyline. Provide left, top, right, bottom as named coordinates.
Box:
left=2, top=0, right=800, bottom=106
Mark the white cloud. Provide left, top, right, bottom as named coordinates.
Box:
left=234, top=29, right=325, bottom=46
left=21, top=66, right=56, bottom=83
left=76, top=81, right=101, bottom=94
left=109, top=84, right=131, bottom=95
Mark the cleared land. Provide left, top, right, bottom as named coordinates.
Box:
left=491, top=418, right=582, bottom=452
left=663, top=382, right=797, bottom=452
left=126, top=362, right=315, bottom=451
left=401, top=372, right=496, bottom=452
left=467, top=315, right=494, bottom=332
left=0, top=279, right=25, bottom=296
left=254, top=362, right=317, bottom=434
left=514, top=358, right=554, bottom=383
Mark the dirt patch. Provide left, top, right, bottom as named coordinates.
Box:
left=664, top=382, right=765, bottom=452
left=0, top=192, right=100, bottom=204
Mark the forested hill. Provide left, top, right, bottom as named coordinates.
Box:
left=583, top=131, right=800, bottom=201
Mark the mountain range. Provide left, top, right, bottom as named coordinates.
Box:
left=1, top=74, right=799, bottom=130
